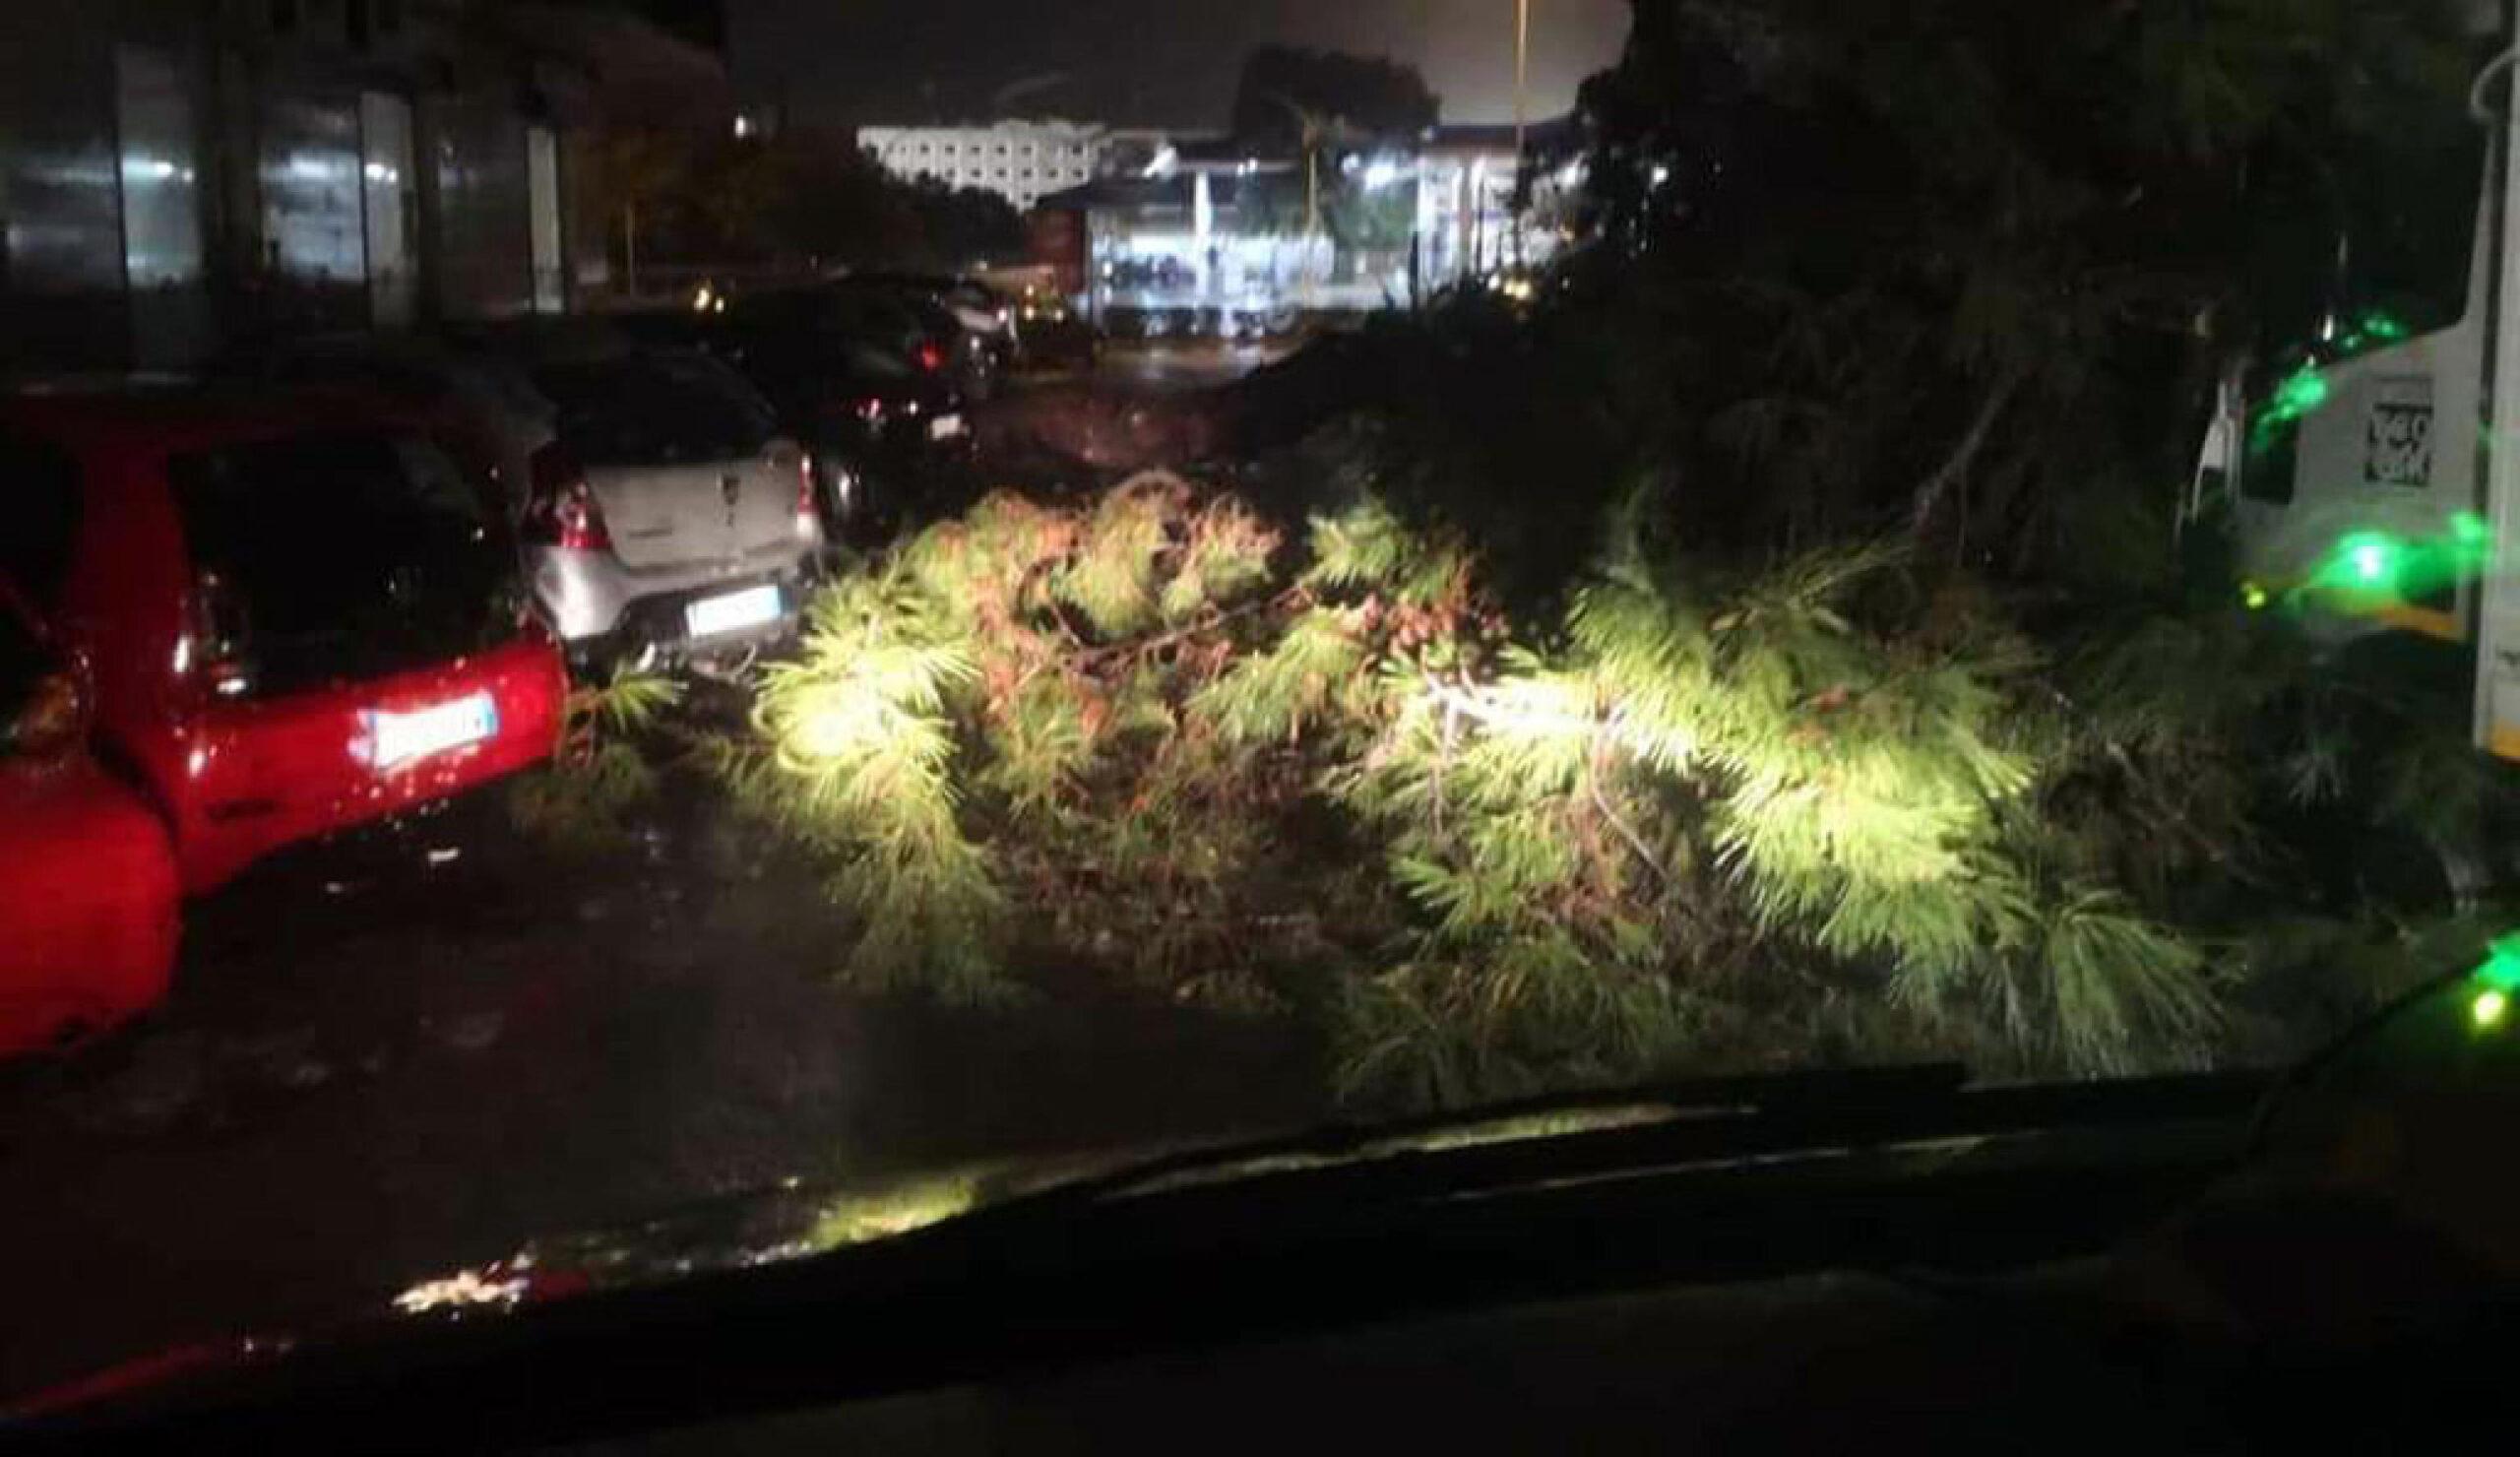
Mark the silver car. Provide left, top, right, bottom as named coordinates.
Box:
left=515, top=348, right=822, bottom=665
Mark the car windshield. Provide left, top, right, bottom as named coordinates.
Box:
left=10, top=0, right=2520, bottom=1412
left=530, top=351, right=781, bottom=466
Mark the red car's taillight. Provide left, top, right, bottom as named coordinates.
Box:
left=179, top=570, right=254, bottom=701
left=523, top=443, right=610, bottom=552
left=795, top=453, right=820, bottom=531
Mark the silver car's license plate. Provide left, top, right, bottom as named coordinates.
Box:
left=686, top=584, right=784, bottom=638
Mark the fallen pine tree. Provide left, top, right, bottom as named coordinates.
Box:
left=709, top=462, right=2515, bottom=1107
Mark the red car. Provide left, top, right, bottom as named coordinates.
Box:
left=0, top=384, right=566, bottom=896
left=0, top=586, right=179, bottom=1053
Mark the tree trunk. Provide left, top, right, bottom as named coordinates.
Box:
left=1908, top=373, right=2021, bottom=546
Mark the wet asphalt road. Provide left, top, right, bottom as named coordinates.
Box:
left=1089, top=338, right=1299, bottom=393
left=0, top=347, right=1321, bottom=1399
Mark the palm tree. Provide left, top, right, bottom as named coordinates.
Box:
left=1256, top=94, right=1367, bottom=281
left=1260, top=95, right=1365, bottom=236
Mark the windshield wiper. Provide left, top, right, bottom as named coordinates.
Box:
left=953, top=1062, right=2266, bottom=1227
left=464, top=1062, right=2263, bottom=1310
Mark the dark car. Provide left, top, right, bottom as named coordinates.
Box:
left=842, top=272, right=1019, bottom=386
left=812, top=274, right=1002, bottom=403
left=1011, top=286, right=1104, bottom=370
left=623, top=289, right=976, bottom=538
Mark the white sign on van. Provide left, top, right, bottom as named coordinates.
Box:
left=2364, top=375, right=2435, bottom=488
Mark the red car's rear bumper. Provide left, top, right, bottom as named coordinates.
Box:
left=170, top=633, right=568, bottom=895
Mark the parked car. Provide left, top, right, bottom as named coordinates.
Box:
left=719, top=282, right=956, bottom=378
left=0, top=383, right=567, bottom=894
left=654, top=286, right=976, bottom=537
left=225, top=326, right=821, bottom=662
left=811, top=275, right=1000, bottom=403
left=0, top=582, right=179, bottom=1054
left=218, top=333, right=557, bottom=511
left=844, top=272, right=1019, bottom=385
left=1012, top=288, right=1105, bottom=370
left=480, top=338, right=823, bottom=666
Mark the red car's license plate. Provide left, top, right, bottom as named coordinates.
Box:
left=362, top=692, right=500, bottom=770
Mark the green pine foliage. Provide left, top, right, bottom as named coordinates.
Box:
left=507, top=668, right=684, bottom=856
left=1312, top=509, right=2221, bottom=1099
left=1054, top=480, right=1176, bottom=638
left=735, top=473, right=1299, bottom=1005
left=728, top=469, right=2367, bottom=1107
left=732, top=572, right=1004, bottom=1003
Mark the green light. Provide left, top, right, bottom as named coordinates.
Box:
left=2301, top=520, right=2494, bottom=610
left=2249, top=364, right=2334, bottom=457
left=2362, top=311, right=2410, bottom=344
left=2308, top=530, right=2414, bottom=596
left=2474, top=987, right=2508, bottom=1030
left=2270, top=365, right=2331, bottom=422
left=2477, top=934, right=2520, bottom=992
left=2240, top=581, right=2271, bottom=610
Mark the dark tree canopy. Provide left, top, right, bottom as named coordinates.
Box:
left=1564, top=0, right=2482, bottom=571
left=589, top=125, right=1027, bottom=274
left=1229, top=45, right=1440, bottom=151
left=899, top=180, right=1027, bottom=268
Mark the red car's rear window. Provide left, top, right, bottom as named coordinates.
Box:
left=166, top=431, right=522, bottom=694
left=0, top=609, right=43, bottom=729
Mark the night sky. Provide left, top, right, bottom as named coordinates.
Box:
left=728, top=0, right=1633, bottom=131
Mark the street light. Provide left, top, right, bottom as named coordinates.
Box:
left=1514, top=0, right=1531, bottom=159
left=1510, top=0, right=1533, bottom=270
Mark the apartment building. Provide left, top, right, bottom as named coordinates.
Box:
left=856, top=120, right=1108, bottom=211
